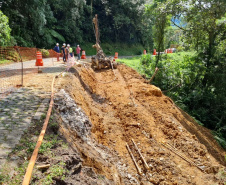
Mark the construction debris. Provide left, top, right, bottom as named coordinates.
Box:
left=54, top=89, right=92, bottom=141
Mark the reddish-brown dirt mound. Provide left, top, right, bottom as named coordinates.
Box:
left=59, top=63, right=225, bottom=185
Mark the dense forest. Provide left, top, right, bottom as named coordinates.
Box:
left=0, top=0, right=152, bottom=49
left=0, top=0, right=226, bottom=147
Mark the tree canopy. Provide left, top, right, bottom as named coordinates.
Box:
left=0, top=10, right=12, bottom=46
left=1, top=0, right=152, bottom=48
left=145, top=0, right=226, bottom=147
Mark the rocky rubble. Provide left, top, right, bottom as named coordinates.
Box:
left=54, top=89, right=92, bottom=141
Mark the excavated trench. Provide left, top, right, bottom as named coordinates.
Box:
left=54, top=63, right=226, bottom=185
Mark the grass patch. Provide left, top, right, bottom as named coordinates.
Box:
left=118, top=51, right=197, bottom=78
left=32, top=162, right=68, bottom=185
left=0, top=59, right=13, bottom=65
left=0, top=161, right=29, bottom=185
left=116, top=56, right=143, bottom=74
left=78, top=42, right=145, bottom=56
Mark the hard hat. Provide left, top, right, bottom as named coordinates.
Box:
left=77, top=45, right=79, bottom=47
left=63, top=43, right=66, bottom=46
left=67, top=44, right=70, bottom=47
left=56, top=43, right=59, bottom=46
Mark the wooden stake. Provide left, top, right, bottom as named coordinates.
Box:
left=36, top=164, right=50, bottom=169
left=132, top=139, right=150, bottom=170
left=126, top=143, right=142, bottom=175
left=161, top=142, right=204, bottom=172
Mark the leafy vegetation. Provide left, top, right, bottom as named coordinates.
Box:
left=1, top=0, right=153, bottom=50
left=32, top=162, right=68, bottom=185
left=82, top=42, right=145, bottom=56
left=0, top=10, right=12, bottom=46
left=40, top=49, right=50, bottom=58
left=0, top=59, right=13, bottom=65
left=145, top=0, right=226, bottom=148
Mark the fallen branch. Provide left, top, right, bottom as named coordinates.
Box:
left=148, top=67, right=159, bottom=84
left=126, top=143, right=142, bottom=174
left=161, top=142, right=204, bottom=172
left=132, top=139, right=150, bottom=170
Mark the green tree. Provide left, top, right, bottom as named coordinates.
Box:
left=2, top=0, right=152, bottom=48
left=2, top=0, right=86, bottom=48
left=146, top=0, right=170, bottom=66
left=0, top=10, right=12, bottom=46
left=146, top=0, right=226, bottom=147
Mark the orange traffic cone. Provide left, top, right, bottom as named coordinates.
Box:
left=153, top=49, right=156, bottom=55
left=36, top=51, right=43, bottom=66
left=114, top=52, right=118, bottom=59
left=81, top=50, right=86, bottom=59
left=143, top=50, right=147, bottom=55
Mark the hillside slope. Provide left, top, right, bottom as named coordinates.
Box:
left=56, top=63, right=225, bottom=184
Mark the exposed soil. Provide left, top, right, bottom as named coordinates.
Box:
left=3, top=61, right=225, bottom=185
left=55, top=62, right=226, bottom=185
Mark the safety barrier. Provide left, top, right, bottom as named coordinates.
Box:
left=81, top=50, right=86, bottom=59
left=114, top=52, right=118, bottom=59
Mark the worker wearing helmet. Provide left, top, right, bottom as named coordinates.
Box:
left=68, top=45, right=73, bottom=57
left=76, top=45, right=81, bottom=61
left=61, top=43, right=66, bottom=62
left=53, top=43, right=60, bottom=61
left=65, top=44, right=70, bottom=61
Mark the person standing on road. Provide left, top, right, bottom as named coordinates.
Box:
left=69, top=45, right=73, bottom=57
left=76, top=45, right=81, bottom=60
left=66, top=44, right=70, bottom=61
left=53, top=43, right=60, bottom=61
left=61, top=43, right=66, bottom=62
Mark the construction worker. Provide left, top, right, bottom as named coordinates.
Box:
left=66, top=44, right=70, bottom=61
left=76, top=45, right=81, bottom=60
left=61, top=43, right=66, bottom=62
left=53, top=43, right=60, bottom=61
left=69, top=45, right=73, bottom=57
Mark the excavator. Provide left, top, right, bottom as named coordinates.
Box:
left=91, top=14, right=117, bottom=70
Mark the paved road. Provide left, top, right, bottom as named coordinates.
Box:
left=0, top=58, right=56, bottom=72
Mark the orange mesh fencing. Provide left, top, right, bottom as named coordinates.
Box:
left=0, top=46, right=23, bottom=98
left=19, top=47, right=37, bottom=61
left=48, top=49, right=61, bottom=58
left=0, top=46, right=60, bottom=99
